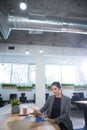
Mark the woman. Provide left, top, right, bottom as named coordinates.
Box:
left=34, top=81, right=73, bottom=130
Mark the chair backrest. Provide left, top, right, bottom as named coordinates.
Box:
left=0, top=98, right=3, bottom=107
left=21, top=93, right=25, bottom=97
left=0, top=94, right=3, bottom=107
left=79, top=92, right=84, bottom=99
left=10, top=94, right=17, bottom=100
left=19, top=96, right=27, bottom=103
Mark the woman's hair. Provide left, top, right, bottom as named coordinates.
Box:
left=51, top=81, right=61, bottom=89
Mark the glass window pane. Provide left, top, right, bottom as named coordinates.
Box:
left=28, top=65, right=36, bottom=85
left=11, top=64, right=28, bottom=84
left=0, top=63, right=11, bottom=83
left=45, top=65, right=61, bottom=84
left=81, top=63, right=87, bottom=81
left=61, top=65, right=76, bottom=83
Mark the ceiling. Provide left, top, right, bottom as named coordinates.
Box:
left=0, top=0, right=87, bottom=48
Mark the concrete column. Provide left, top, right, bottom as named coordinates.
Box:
left=36, top=55, right=45, bottom=108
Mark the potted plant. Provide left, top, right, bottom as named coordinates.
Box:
left=17, top=84, right=35, bottom=91
left=45, top=84, right=51, bottom=90
left=10, top=98, right=21, bottom=114
left=74, top=84, right=87, bottom=90
left=62, top=83, right=74, bottom=89
left=2, top=83, right=17, bottom=89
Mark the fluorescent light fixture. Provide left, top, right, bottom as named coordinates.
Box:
left=20, top=2, right=27, bottom=10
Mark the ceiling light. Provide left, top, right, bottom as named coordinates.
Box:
left=20, top=2, right=27, bottom=10
left=40, top=49, right=43, bottom=54
left=25, top=49, right=29, bottom=55
left=62, top=58, right=66, bottom=64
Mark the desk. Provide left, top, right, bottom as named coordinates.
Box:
left=75, top=101, right=87, bottom=105
left=75, top=101, right=87, bottom=126
left=0, top=104, right=60, bottom=130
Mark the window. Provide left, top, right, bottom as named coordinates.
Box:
left=45, top=65, right=61, bottom=84
left=61, top=65, right=76, bottom=83
left=11, top=64, right=28, bottom=84
left=0, top=63, right=11, bottom=83
left=81, top=63, right=87, bottom=82
left=0, top=63, right=36, bottom=84
left=45, top=64, right=76, bottom=84
left=28, top=65, right=36, bottom=85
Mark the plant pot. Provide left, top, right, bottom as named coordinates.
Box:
left=17, top=88, right=32, bottom=91
left=2, top=84, right=17, bottom=89
left=11, top=105, right=20, bottom=114
left=62, top=85, right=74, bottom=89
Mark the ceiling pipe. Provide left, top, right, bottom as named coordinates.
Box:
left=8, top=15, right=87, bottom=34
left=0, top=13, right=87, bottom=39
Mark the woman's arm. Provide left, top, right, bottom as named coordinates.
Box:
left=40, top=96, right=51, bottom=112
left=33, top=96, right=51, bottom=116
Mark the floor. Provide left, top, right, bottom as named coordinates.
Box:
left=70, top=109, right=86, bottom=129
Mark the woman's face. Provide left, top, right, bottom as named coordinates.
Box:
left=51, top=85, right=61, bottom=97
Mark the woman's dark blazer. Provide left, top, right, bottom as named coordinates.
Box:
left=40, top=94, right=73, bottom=130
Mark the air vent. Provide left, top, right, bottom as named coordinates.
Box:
left=8, top=46, right=15, bottom=50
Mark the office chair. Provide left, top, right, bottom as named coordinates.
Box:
left=19, top=93, right=27, bottom=103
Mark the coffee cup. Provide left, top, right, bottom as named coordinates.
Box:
left=23, top=106, right=28, bottom=115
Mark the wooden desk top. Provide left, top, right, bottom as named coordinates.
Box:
left=0, top=104, right=60, bottom=130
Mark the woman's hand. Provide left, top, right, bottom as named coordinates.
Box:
left=48, top=119, right=55, bottom=123
left=33, top=109, right=41, bottom=116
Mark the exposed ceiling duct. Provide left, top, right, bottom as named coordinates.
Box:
left=0, top=11, right=11, bottom=39
left=0, top=11, right=87, bottom=39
